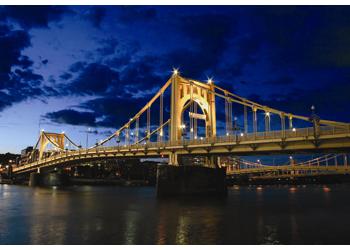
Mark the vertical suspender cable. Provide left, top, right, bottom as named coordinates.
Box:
left=244, top=104, right=248, bottom=134
left=194, top=102, right=198, bottom=138
left=159, top=92, right=163, bottom=142
left=135, top=118, right=139, bottom=143
left=147, top=106, right=151, bottom=141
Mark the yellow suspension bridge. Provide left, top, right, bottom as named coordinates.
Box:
left=12, top=70, right=350, bottom=177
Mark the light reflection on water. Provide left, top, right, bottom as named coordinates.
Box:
left=1, top=184, right=350, bottom=244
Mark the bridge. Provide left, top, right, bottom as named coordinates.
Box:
left=12, top=70, right=350, bottom=176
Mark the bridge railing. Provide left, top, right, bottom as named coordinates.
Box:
left=13, top=125, right=350, bottom=172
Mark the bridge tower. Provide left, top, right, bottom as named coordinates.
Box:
left=169, top=72, right=216, bottom=165
left=39, top=131, right=65, bottom=160
left=169, top=72, right=216, bottom=142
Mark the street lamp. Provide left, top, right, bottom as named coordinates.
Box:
left=309, top=105, right=320, bottom=139
left=86, top=127, right=91, bottom=148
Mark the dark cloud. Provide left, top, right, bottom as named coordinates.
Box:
left=0, top=24, right=52, bottom=111
left=263, top=76, right=294, bottom=86
left=67, top=63, right=120, bottom=95
left=44, top=109, right=97, bottom=127
left=96, top=37, right=119, bottom=56
left=59, top=72, right=73, bottom=81
left=117, top=6, right=157, bottom=24
left=68, top=61, right=86, bottom=73
left=85, top=7, right=106, bottom=28
left=0, top=27, right=31, bottom=81
left=161, top=14, right=236, bottom=78
left=0, top=6, right=69, bottom=29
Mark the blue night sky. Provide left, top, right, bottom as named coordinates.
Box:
left=0, top=6, right=350, bottom=153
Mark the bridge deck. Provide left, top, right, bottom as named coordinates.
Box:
left=13, top=126, right=350, bottom=174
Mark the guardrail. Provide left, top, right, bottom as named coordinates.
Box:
left=13, top=125, right=350, bottom=172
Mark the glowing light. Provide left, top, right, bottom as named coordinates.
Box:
left=207, top=77, right=213, bottom=84
left=323, top=186, right=331, bottom=192
left=159, top=131, right=163, bottom=136
left=194, top=136, right=198, bottom=139
left=190, top=128, right=193, bottom=132
left=240, top=133, right=244, bottom=137
left=130, top=132, right=134, bottom=136
left=292, top=127, right=296, bottom=132
left=41, top=129, right=45, bottom=132
left=61, top=131, right=65, bottom=134
left=226, top=132, right=229, bottom=136
left=130, top=118, right=133, bottom=121
left=265, top=112, right=270, bottom=117
left=180, top=124, right=186, bottom=129
left=172, top=68, right=179, bottom=76
left=200, top=137, right=203, bottom=140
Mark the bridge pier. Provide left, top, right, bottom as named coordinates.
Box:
left=156, top=165, right=227, bottom=197
left=168, top=152, right=178, bottom=166
left=29, top=172, right=69, bottom=187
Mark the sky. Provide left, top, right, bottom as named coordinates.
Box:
left=0, top=6, right=350, bottom=153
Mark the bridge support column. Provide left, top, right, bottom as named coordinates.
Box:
left=168, top=152, right=178, bottom=166
left=206, top=155, right=220, bottom=168
left=156, top=165, right=227, bottom=197
left=28, top=172, right=69, bottom=187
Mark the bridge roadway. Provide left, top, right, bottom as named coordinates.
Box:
left=13, top=126, right=350, bottom=174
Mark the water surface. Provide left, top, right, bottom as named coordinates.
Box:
left=1, top=184, right=349, bottom=244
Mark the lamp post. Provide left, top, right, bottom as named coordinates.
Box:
left=86, top=127, right=91, bottom=148
left=309, top=105, right=320, bottom=139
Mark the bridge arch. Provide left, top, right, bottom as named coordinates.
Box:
left=180, top=97, right=209, bottom=138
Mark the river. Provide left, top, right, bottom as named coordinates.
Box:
left=1, top=184, right=350, bottom=244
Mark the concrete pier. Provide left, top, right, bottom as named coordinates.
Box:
left=29, top=172, right=69, bottom=187
left=156, top=165, right=227, bottom=197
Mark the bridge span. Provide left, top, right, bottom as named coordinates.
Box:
left=11, top=71, right=350, bottom=177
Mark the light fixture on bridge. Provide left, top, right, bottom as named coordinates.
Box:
left=200, top=137, right=203, bottom=140
left=190, top=128, right=194, bottom=132
left=61, top=131, right=65, bottom=134
left=240, top=133, right=244, bottom=137
left=180, top=124, right=186, bottom=129
left=172, top=68, right=179, bottom=76
left=292, top=127, right=296, bottom=132
left=265, top=112, right=270, bottom=117
left=207, top=77, right=213, bottom=84
left=226, top=132, right=229, bottom=136
left=130, top=132, right=134, bottom=136
left=194, top=136, right=197, bottom=139
left=159, top=131, right=163, bottom=136
left=289, top=156, right=293, bottom=160
left=41, top=129, right=45, bottom=132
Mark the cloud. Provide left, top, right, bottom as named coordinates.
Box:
left=263, top=76, right=294, bottom=86
left=117, top=6, right=157, bottom=24
left=96, top=37, right=119, bottom=56
left=84, top=7, right=106, bottom=28
left=67, top=63, right=120, bottom=95
left=44, top=109, right=97, bottom=127
left=0, top=26, right=31, bottom=82
left=0, top=6, right=69, bottom=29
